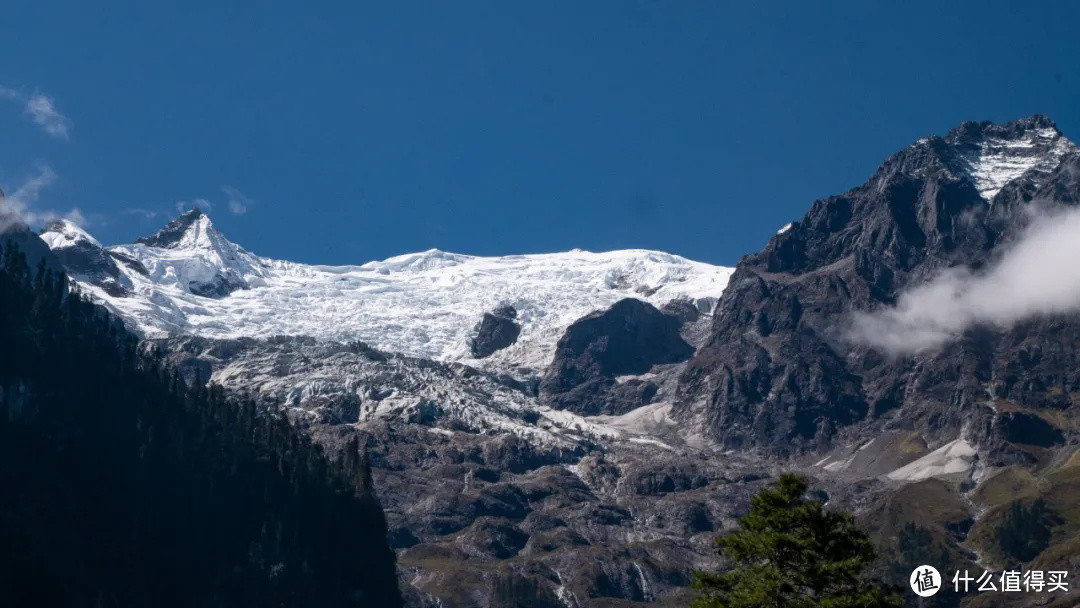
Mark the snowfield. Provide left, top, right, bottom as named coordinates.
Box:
left=43, top=212, right=734, bottom=372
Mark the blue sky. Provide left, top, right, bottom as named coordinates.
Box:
left=2, top=2, right=1079, bottom=266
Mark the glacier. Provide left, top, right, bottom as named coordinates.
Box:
left=42, top=210, right=734, bottom=373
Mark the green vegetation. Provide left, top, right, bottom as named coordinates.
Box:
left=491, top=573, right=565, bottom=608
left=885, top=522, right=950, bottom=584
left=0, top=244, right=401, bottom=606
left=970, top=466, right=1039, bottom=508
left=692, top=474, right=901, bottom=608
left=966, top=460, right=1080, bottom=573
left=996, top=499, right=1053, bottom=563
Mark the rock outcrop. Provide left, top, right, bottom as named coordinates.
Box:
left=470, top=305, right=521, bottom=358
left=540, top=298, right=694, bottom=415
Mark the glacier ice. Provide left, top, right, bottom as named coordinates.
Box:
left=43, top=211, right=734, bottom=374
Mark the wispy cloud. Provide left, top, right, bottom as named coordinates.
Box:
left=175, top=198, right=213, bottom=213
left=850, top=204, right=1080, bottom=355
left=0, top=164, right=85, bottom=231
left=221, top=185, right=251, bottom=215
left=10, top=163, right=58, bottom=204
left=124, top=185, right=254, bottom=226
left=25, top=94, right=72, bottom=139
left=0, top=86, right=72, bottom=139
left=122, top=208, right=163, bottom=221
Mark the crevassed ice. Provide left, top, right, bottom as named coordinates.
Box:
left=46, top=216, right=734, bottom=373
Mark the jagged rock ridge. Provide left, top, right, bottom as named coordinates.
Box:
left=675, top=115, right=1080, bottom=461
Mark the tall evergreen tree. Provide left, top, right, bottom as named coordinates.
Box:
left=0, top=242, right=402, bottom=607
left=996, top=498, right=1053, bottom=563
left=693, top=474, right=901, bottom=608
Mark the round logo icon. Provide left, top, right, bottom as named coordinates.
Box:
left=910, top=565, right=942, bottom=597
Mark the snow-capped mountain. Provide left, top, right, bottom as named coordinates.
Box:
left=41, top=210, right=734, bottom=372
left=31, top=115, right=1080, bottom=608
left=677, top=114, right=1080, bottom=453
left=909, top=114, right=1076, bottom=202
left=953, top=121, right=1075, bottom=201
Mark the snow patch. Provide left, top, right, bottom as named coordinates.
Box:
left=587, top=402, right=676, bottom=437
left=886, top=439, right=977, bottom=482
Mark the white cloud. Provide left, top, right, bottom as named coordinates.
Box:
left=221, top=185, right=251, bottom=215
left=62, top=207, right=88, bottom=227
left=11, top=163, right=58, bottom=204
left=0, top=86, right=72, bottom=139
left=850, top=204, right=1080, bottom=355
left=175, top=198, right=213, bottom=213
left=25, top=93, right=72, bottom=139
left=0, top=164, right=85, bottom=231
left=130, top=186, right=252, bottom=226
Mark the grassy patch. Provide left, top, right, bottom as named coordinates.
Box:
left=971, top=466, right=1040, bottom=508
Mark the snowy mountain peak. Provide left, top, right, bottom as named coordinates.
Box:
left=135, top=208, right=229, bottom=251
left=40, top=218, right=102, bottom=249
left=45, top=216, right=734, bottom=372
left=944, top=114, right=1076, bottom=201
left=113, top=211, right=264, bottom=298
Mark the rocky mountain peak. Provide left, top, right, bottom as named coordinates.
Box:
left=118, top=209, right=263, bottom=299
left=942, top=114, right=1075, bottom=201
left=135, top=208, right=228, bottom=251
left=676, top=115, right=1080, bottom=454
left=861, top=115, right=1074, bottom=205
left=943, top=113, right=1059, bottom=145
left=752, top=115, right=1080, bottom=280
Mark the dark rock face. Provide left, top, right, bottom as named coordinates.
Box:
left=998, top=411, right=1065, bottom=447
left=660, top=297, right=702, bottom=324
left=48, top=240, right=118, bottom=279
left=675, top=115, right=1080, bottom=453
left=135, top=208, right=206, bottom=248
left=540, top=298, right=694, bottom=415
left=470, top=305, right=521, bottom=358
left=187, top=272, right=249, bottom=298
left=40, top=221, right=141, bottom=297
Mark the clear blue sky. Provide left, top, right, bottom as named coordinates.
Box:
left=2, top=1, right=1079, bottom=266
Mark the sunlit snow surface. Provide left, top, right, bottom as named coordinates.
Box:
left=46, top=217, right=733, bottom=372
left=40, top=220, right=101, bottom=249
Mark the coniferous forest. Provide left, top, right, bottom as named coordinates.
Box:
left=0, top=243, right=402, bottom=607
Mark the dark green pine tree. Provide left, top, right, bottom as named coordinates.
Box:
left=0, top=242, right=402, bottom=607
left=996, top=498, right=1053, bottom=563
left=692, top=474, right=902, bottom=608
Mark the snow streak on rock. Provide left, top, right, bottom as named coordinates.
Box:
left=958, top=126, right=1075, bottom=201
